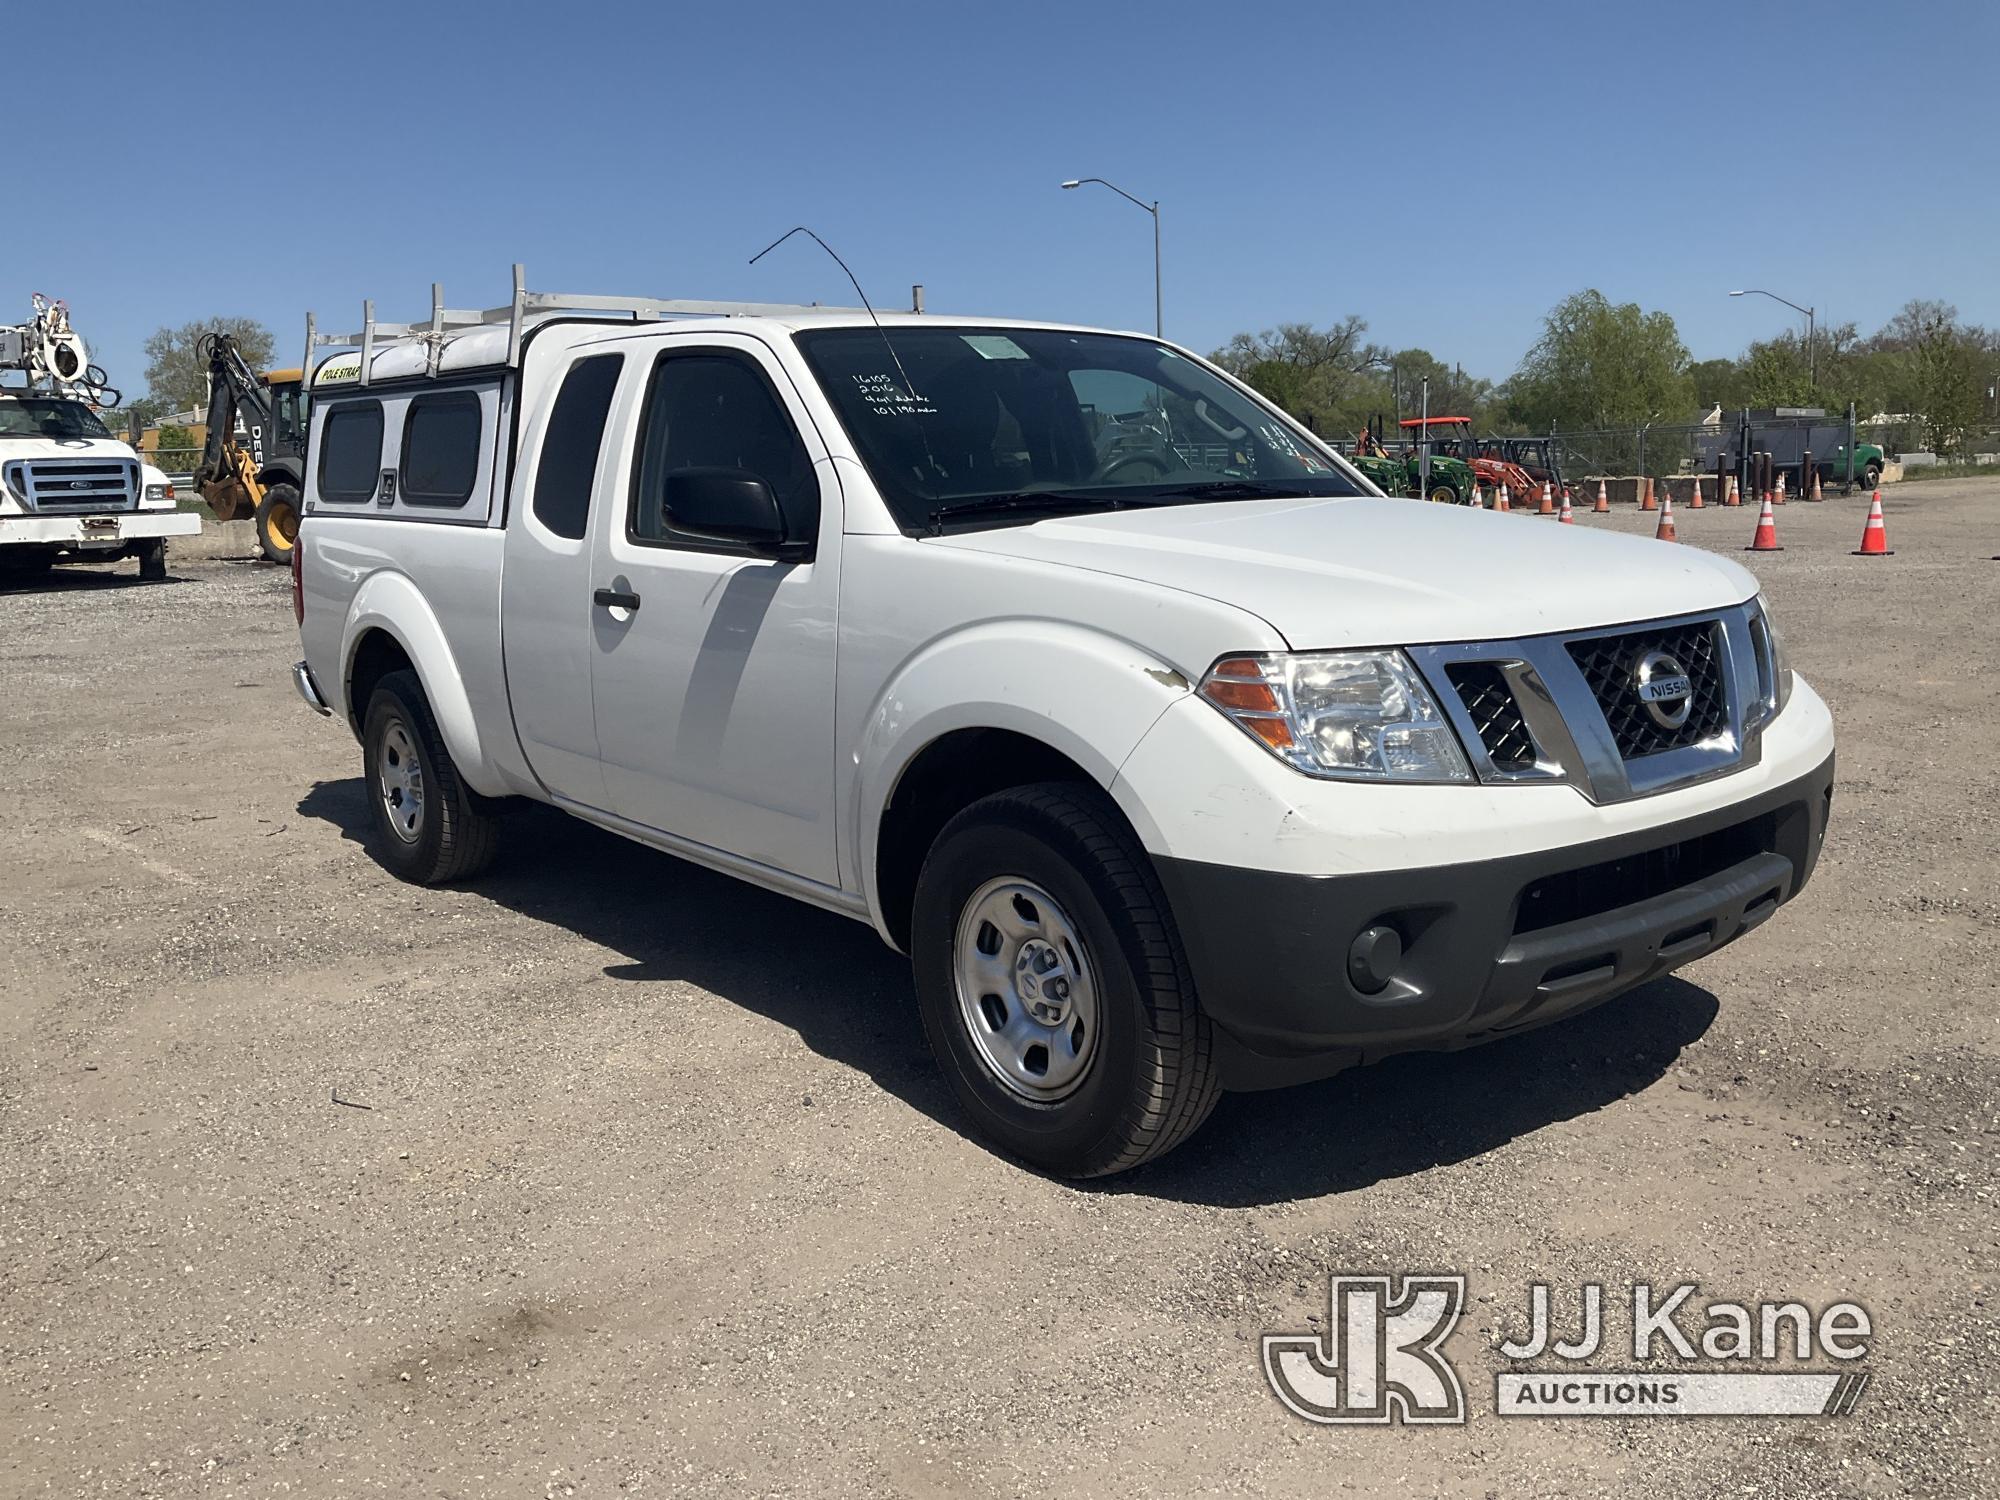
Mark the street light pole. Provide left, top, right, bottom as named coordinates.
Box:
left=1061, top=177, right=1162, bottom=338
left=1730, top=288, right=1817, bottom=387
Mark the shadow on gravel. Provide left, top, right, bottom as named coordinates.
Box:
left=297, top=780, right=954, bottom=1124
left=0, top=564, right=190, bottom=595
left=1121, top=975, right=1718, bottom=1208
left=299, top=776, right=1719, bottom=1203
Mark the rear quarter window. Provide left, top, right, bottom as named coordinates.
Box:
left=317, top=402, right=384, bottom=503
left=532, top=355, right=622, bottom=540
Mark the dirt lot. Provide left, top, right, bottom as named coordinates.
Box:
left=2, top=480, right=1995, bottom=1498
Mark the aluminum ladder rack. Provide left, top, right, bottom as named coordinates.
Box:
left=302, top=263, right=868, bottom=387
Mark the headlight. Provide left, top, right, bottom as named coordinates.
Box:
left=1199, top=650, right=1472, bottom=783
left=144, top=482, right=173, bottom=503
left=1753, top=593, right=1794, bottom=720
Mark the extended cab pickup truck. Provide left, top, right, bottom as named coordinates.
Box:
left=292, top=277, right=1834, bottom=1177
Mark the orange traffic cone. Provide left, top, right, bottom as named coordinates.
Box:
left=1775, top=473, right=1787, bottom=505
left=1811, top=472, right=1825, bottom=502
left=1654, top=493, right=1677, bottom=542
left=1640, top=478, right=1657, bottom=511
left=1725, top=475, right=1741, bottom=507
left=1538, top=481, right=1555, bottom=515
left=1593, top=480, right=1610, bottom=513
left=1495, top=482, right=1511, bottom=513
left=1746, top=495, right=1782, bottom=551
left=1853, top=492, right=1893, bottom=555
left=1468, top=482, right=1483, bottom=508
left=1558, top=490, right=1574, bottom=524
left=1689, top=476, right=1705, bottom=509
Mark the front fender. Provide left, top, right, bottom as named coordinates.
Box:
left=342, top=571, right=501, bottom=795
left=849, top=620, right=1198, bottom=927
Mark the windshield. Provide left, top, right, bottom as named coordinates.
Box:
left=0, top=396, right=113, bottom=440
left=794, top=326, right=1365, bottom=530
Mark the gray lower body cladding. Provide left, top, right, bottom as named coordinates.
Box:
left=1153, top=752, right=1835, bottom=1091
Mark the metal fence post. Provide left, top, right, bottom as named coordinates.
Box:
left=1418, top=378, right=1430, bottom=499
left=1845, top=401, right=1856, bottom=495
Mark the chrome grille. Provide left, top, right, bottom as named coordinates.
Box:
left=11, top=458, right=140, bottom=512
left=1446, top=662, right=1537, bottom=770
left=1409, top=603, right=1758, bottom=805
left=1567, top=621, right=1728, bottom=759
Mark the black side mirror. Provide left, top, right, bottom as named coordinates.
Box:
left=662, top=467, right=788, bottom=548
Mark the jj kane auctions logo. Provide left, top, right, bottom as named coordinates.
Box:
left=1264, top=1275, right=1872, bottom=1424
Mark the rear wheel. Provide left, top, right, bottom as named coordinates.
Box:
left=361, top=669, right=500, bottom=884
left=910, top=783, right=1219, bottom=1177
left=254, top=484, right=301, bottom=564
left=1427, top=482, right=1459, bottom=505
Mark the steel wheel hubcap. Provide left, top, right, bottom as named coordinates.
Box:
left=378, top=719, right=425, bottom=843
left=953, top=878, right=1099, bottom=1101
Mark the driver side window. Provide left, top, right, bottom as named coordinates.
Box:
left=630, top=352, right=819, bottom=551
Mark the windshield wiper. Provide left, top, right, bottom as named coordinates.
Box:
left=925, top=490, right=1131, bottom=534
left=1140, top=479, right=1317, bottom=500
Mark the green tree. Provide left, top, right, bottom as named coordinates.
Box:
left=142, top=318, right=276, bottom=415
left=121, top=394, right=170, bottom=430
left=1506, top=291, right=1693, bottom=430
left=154, top=423, right=201, bottom=470
left=1503, top=291, right=1694, bottom=474
left=1210, top=317, right=1387, bottom=432
left=1893, top=302, right=1986, bottom=455
left=1687, top=357, right=1751, bottom=411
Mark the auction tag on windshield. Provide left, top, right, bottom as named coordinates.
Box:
left=961, top=335, right=1030, bottom=360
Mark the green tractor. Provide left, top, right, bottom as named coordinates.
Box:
left=1348, top=417, right=1474, bottom=503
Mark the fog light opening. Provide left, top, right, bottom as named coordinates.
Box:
left=1347, top=924, right=1405, bottom=995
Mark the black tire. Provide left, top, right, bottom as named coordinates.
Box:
left=136, top=539, right=167, bottom=581
left=1861, top=463, right=1882, bottom=491
left=1427, top=483, right=1459, bottom=505
left=254, top=484, right=301, bottom=564
left=361, top=668, right=500, bottom=884
left=910, top=783, right=1219, bottom=1177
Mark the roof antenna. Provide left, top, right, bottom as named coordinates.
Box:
left=750, top=226, right=923, bottom=402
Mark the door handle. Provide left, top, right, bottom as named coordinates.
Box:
left=592, top=587, right=641, bottom=611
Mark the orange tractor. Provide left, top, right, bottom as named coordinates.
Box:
left=1399, top=416, right=1542, bottom=507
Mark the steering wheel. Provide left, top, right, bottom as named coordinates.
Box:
left=1091, top=450, right=1186, bottom=485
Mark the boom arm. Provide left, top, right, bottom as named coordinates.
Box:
left=193, top=333, right=273, bottom=488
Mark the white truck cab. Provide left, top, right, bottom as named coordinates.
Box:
left=1, top=296, right=199, bottom=579
left=292, top=271, right=1834, bottom=1177
left=0, top=391, right=198, bottom=579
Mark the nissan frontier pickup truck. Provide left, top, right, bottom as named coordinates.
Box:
left=290, top=273, right=1834, bottom=1177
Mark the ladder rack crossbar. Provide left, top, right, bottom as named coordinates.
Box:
left=302, top=264, right=875, bottom=387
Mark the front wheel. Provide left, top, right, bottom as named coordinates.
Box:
left=910, top=783, right=1220, bottom=1177
left=136, top=539, right=166, bottom=581
left=1861, top=463, right=1882, bottom=491
left=254, top=484, right=301, bottom=564
left=361, top=669, right=500, bottom=884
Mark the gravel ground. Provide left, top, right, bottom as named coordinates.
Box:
left=2, top=481, right=1995, bottom=1498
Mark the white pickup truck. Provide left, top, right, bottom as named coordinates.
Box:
left=0, top=390, right=197, bottom=578
left=291, top=278, right=1834, bottom=1177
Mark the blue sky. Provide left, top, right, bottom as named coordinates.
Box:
left=8, top=0, right=1996, bottom=397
